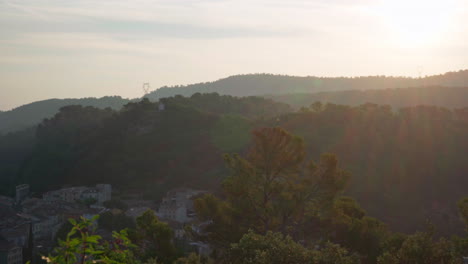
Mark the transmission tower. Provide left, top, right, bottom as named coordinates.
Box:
left=142, top=83, right=150, bottom=96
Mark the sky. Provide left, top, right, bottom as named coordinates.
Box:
left=1, top=0, right=467, bottom=111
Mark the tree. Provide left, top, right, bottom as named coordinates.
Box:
left=323, top=197, right=389, bottom=264
left=81, top=197, right=97, bottom=207
left=174, top=253, right=213, bottom=264
left=458, top=197, right=468, bottom=231
left=226, top=231, right=360, bottom=264
left=98, top=211, right=135, bottom=232
left=310, top=101, right=323, bottom=112
left=133, top=210, right=178, bottom=264
left=226, top=231, right=313, bottom=264
left=38, top=216, right=139, bottom=264
left=103, top=199, right=128, bottom=211
left=194, top=127, right=349, bottom=248
left=377, top=225, right=461, bottom=264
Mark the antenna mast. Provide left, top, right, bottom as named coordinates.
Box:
left=142, top=83, right=150, bottom=96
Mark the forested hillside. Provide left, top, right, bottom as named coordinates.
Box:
left=146, top=70, right=468, bottom=100
left=2, top=70, right=468, bottom=134
left=2, top=94, right=289, bottom=195
left=268, top=103, right=468, bottom=235
left=1, top=93, right=467, bottom=236
left=269, top=86, right=468, bottom=109
left=0, top=96, right=130, bottom=134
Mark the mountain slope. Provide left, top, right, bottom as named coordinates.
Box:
left=145, top=70, right=468, bottom=100
left=2, top=70, right=468, bottom=134
left=268, top=86, right=468, bottom=109
left=0, top=96, right=130, bottom=134
left=4, top=97, right=467, bottom=235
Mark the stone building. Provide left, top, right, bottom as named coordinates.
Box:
left=0, top=239, right=22, bottom=264
left=15, top=185, right=29, bottom=204
left=43, top=184, right=111, bottom=205
left=157, top=189, right=205, bottom=223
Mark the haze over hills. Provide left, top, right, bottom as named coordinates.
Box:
left=0, top=96, right=130, bottom=134
left=268, top=86, right=468, bottom=109
left=145, top=70, right=468, bottom=100
left=1, top=94, right=467, bottom=237
left=1, top=70, right=468, bottom=134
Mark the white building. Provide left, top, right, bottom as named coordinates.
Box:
left=43, top=187, right=88, bottom=203
left=0, top=196, right=13, bottom=207
left=95, top=184, right=112, bottom=204
left=43, top=184, right=112, bottom=205
left=0, top=241, right=22, bottom=264
left=157, top=189, right=205, bottom=223
left=15, top=184, right=29, bottom=204
left=158, top=102, right=165, bottom=111
left=30, top=215, right=61, bottom=241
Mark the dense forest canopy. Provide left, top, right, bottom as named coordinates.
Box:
left=268, top=86, right=468, bottom=109
left=145, top=70, right=468, bottom=100
left=0, top=96, right=130, bottom=134
left=40, top=127, right=468, bottom=264
left=2, top=70, right=468, bottom=135
left=1, top=93, right=467, bottom=237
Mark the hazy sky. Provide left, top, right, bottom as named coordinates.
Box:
left=1, top=0, right=467, bottom=110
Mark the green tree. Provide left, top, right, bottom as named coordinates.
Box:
left=194, top=127, right=349, bottom=248
left=226, top=231, right=360, bottom=264
left=133, top=210, right=178, bottom=264
left=98, top=211, right=135, bottom=231
left=39, top=216, right=139, bottom=264
left=227, top=231, right=313, bottom=264
left=323, top=197, right=389, bottom=263
left=377, top=226, right=461, bottom=264
left=458, top=197, right=468, bottom=231
left=103, top=199, right=128, bottom=211
left=174, top=253, right=213, bottom=264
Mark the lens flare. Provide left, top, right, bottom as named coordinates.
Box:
left=375, top=0, right=460, bottom=47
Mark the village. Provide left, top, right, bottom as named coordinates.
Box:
left=0, top=184, right=209, bottom=264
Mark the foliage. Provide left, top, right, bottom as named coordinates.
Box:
left=98, top=211, right=135, bottom=232
left=173, top=253, right=214, bottom=264
left=209, top=114, right=251, bottom=153
left=103, top=199, right=128, bottom=211
left=194, top=127, right=349, bottom=248
left=41, top=216, right=140, bottom=264
left=458, top=197, right=468, bottom=231
left=133, top=210, right=178, bottom=264
left=55, top=221, right=74, bottom=242
left=377, top=225, right=464, bottom=264
left=81, top=198, right=98, bottom=207
left=320, top=196, right=390, bottom=263
left=2, top=95, right=468, bottom=236
left=226, top=231, right=313, bottom=264
left=266, top=103, right=468, bottom=235
left=146, top=71, right=468, bottom=105
left=226, top=231, right=360, bottom=264
left=0, top=96, right=129, bottom=134
left=270, top=86, right=468, bottom=109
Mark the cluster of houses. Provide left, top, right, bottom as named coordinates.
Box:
left=156, top=189, right=212, bottom=256
left=0, top=184, right=211, bottom=264
left=0, top=184, right=111, bottom=264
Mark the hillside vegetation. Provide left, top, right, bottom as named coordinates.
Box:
left=2, top=70, right=468, bottom=134
left=146, top=70, right=468, bottom=100
left=0, top=96, right=130, bottom=134
left=269, top=86, right=468, bottom=109
left=1, top=93, right=467, bottom=236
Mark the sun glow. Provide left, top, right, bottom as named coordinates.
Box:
left=375, top=0, right=460, bottom=47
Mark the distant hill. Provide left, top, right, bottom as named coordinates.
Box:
left=2, top=70, right=468, bottom=134
left=2, top=94, right=290, bottom=195
left=268, top=86, right=468, bottom=109
left=0, top=96, right=130, bottom=134
left=2, top=95, right=467, bottom=235
left=145, top=70, right=468, bottom=100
